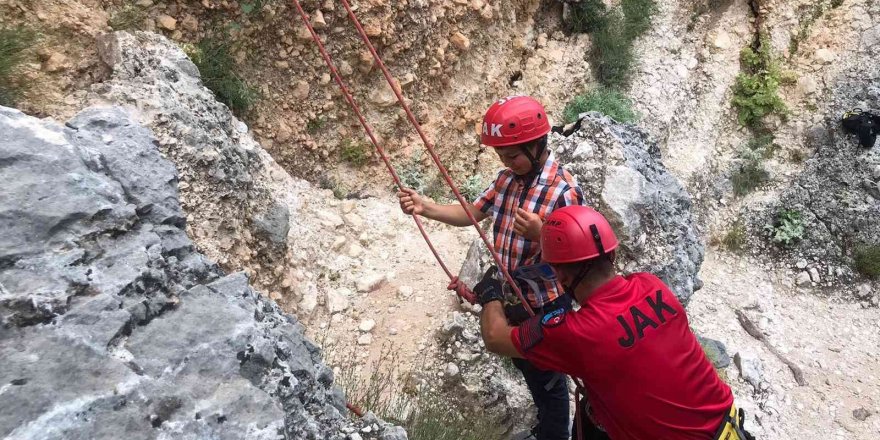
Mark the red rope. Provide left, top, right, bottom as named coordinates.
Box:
left=290, top=0, right=452, bottom=281
left=337, top=0, right=534, bottom=317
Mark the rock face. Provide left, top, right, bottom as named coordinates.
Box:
left=90, top=31, right=294, bottom=300
left=767, top=60, right=880, bottom=283
left=0, top=106, right=387, bottom=439
left=553, top=114, right=704, bottom=304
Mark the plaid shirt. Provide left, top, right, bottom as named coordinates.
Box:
left=474, top=153, right=585, bottom=308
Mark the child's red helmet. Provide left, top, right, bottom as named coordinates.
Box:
left=541, top=206, right=620, bottom=264
left=481, top=96, right=551, bottom=147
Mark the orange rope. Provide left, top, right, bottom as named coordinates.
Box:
left=337, top=0, right=534, bottom=317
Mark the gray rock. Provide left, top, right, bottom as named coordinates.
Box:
left=0, top=105, right=402, bottom=439
left=253, top=201, right=290, bottom=245
left=696, top=336, right=731, bottom=369
left=766, top=60, right=880, bottom=284
left=733, top=352, right=765, bottom=392
left=552, top=114, right=704, bottom=304
left=381, top=425, right=409, bottom=440
left=795, top=271, right=812, bottom=286
left=853, top=407, right=872, bottom=421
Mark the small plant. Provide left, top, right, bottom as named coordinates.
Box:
left=854, top=245, right=880, bottom=279
left=789, top=148, right=806, bottom=163
left=307, top=116, right=327, bottom=133
left=398, top=158, right=428, bottom=194
left=722, top=219, right=747, bottom=251
left=458, top=174, right=487, bottom=203
left=109, top=4, right=147, bottom=31
left=747, top=133, right=777, bottom=158
left=732, top=40, right=788, bottom=127
left=765, top=208, right=805, bottom=246
left=0, top=25, right=38, bottom=107
left=240, top=0, right=275, bottom=14
left=563, top=87, right=637, bottom=123
left=730, top=148, right=769, bottom=196
left=187, top=36, right=260, bottom=115
left=340, top=139, right=370, bottom=167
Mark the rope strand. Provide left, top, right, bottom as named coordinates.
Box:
left=337, top=0, right=535, bottom=317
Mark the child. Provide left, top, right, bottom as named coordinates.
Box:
left=398, top=95, right=584, bottom=440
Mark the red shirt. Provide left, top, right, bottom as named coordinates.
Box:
left=511, top=273, right=733, bottom=440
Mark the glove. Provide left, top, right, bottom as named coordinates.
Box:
left=474, top=266, right=504, bottom=306
left=446, top=277, right=476, bottom=305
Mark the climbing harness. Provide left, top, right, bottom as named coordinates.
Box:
left=712, top=405, right=757, bottom=440
left=291, top=0, right=535, bottom=317
left=842, top=108, right=880, bottom=149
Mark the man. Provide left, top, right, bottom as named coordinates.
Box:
left=476, top=205, right=755, bottom=440
left=398, top=95, right=583, bottom=439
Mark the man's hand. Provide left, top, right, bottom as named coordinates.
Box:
left=397, top=188, right=424, bottom=215
left=474, top=267, right=504, bottom=306
left=514, top=208, right=543, bottom=241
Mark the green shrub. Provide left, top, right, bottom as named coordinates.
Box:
left=722, top=219, right=746, bottom=251
left=458, top=174, right=486, bottom=203
left=732, top=40, right=788, bottom=127
left=730, top=148, right=769, bottom=196
left=563, top=87, right=637, bottom=123
left=340, top=139, right=370, bottom=167
left=109, top=4, right=147, bottom=31
left=568, top=0, right=608, bottom=33
left=854, top=245, right=880, bottom=279
left=187, top=37, right=259, bottom=115
left=765, top=209, right=804, bottom=246
left=398, top=158, right=428, bottom=194
left=0, top=25, right=38, bottom=107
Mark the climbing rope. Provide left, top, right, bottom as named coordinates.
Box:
left=335, top=0, right=534, bottom=317
left=290, top=0, right=453, bottom=282
left=291, top=0, right=534, bottom=318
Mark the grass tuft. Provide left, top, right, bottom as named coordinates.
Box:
left=567, top=0, right=608, bottom=33
left=109, top=4, right=147, bottom=31
left=563, top=87, right=637, bottom=123
left=334, top=345, right=503, bottom=440
left=854, top=245, right=880, bottom=279
left=0, top=25, right=38, bottom=107
left=186, top=37, right=259, bottom=115
left=722, top=219, right=746, bottom=252
left=730, top=148, right=769, bottom=196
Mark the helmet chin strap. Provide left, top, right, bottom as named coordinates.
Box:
left=564, top=261, right=594, bottom=295
left=519, top=135, right=548, bottom=180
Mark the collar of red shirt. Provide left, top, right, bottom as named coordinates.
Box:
left=579, top=274, right=627, bottom=306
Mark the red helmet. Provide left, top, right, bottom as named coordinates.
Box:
left=541, top=206, right=619, bottom=264
left=481, top=96, right=551, bottom=147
